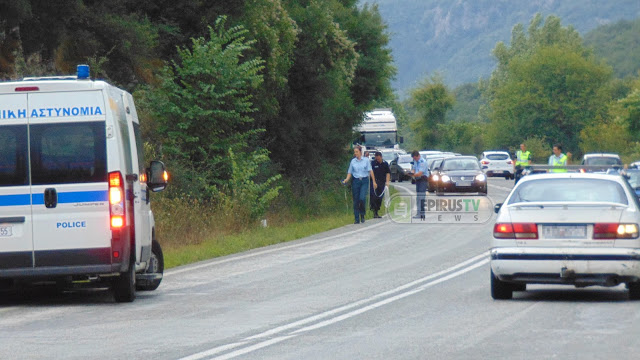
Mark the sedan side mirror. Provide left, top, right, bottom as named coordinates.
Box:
left=147, top=160, right=169, bottom=192
left=494, top=203, right=503, bottom=214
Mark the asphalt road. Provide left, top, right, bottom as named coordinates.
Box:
left=2, top=178, right=640, bottom=359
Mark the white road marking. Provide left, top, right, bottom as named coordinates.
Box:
left=488, top=182, right=513, bottom=192
left=178, top=342, right=249, bottom=360
left=166, top=220, right=390, bottom=277
left=211, top=336, right=296, bottom=360
left=178, top=252, right=489, bottom=360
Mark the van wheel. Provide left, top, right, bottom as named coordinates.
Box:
left=113, top=254, right=136, bottom=303
left=137, top=240, right=164, bottom=291
left=491, top=270, right=512, bottom=300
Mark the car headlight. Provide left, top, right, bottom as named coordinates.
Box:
left=475, top=174, right=486, bottom=182
left=441, top=175, right=451, bottom=182
left=432, top=174, right=439, bottom=181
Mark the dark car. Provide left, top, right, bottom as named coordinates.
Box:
left=390, top=154, right=413, bottom=182
left=435, top=156, right=487, bottom=195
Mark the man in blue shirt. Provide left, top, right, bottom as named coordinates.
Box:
left=409, top=150, right=429, bottom=220
left=343, top=146, right=377, bottom=224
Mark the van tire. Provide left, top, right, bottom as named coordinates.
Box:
left=113, top=254, right=136, bottom=303
left=137, top=240, right=164, bottom=291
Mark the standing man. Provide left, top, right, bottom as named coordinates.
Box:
left=343, top=146, right=377, bottom=224
left=514, top=143, right=532, bottom=183
left=409, top=150, right=429, bottom=220
left=549, top=143, right=571, bottom=173
left=370, top=151, right=391, bottom=218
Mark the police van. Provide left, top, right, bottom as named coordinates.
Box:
left=0, top=65, right=168, bottom=302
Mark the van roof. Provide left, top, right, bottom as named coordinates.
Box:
left=0, top=78, right=113, bottom=94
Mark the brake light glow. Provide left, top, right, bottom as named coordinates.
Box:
left=593, top=223, right=639, bottom=239
left=15, top=86, right=39, bottom=92
left=163, top=170, right=169, bottom=181
left=108, top=171, right=125, bottom=229
left=494, top=223, right=538, bottom=239
left=481, top=160, right=489, bottom=165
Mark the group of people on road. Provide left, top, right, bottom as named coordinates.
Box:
left=342, top=146, right=390, bottom=224
left=343, top=147, right=428, bottom=224
left=514, top=143, right=572, bottom=183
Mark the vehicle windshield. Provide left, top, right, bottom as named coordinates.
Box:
left=381, top=152, right=396, bottom=162
left=509, top=178, right=628, bottom=205
left=363, top=131, right=396, bottom=147
left=428, top=158, right=443, bottom=169
left=627, top=172, right=640, bottom=189
left=398, top=155, right=413, bottom=164
left=584, top=157, right=622, bottom=166
left=486, top=153, right=509, bottom=160
left=442, top=158, right=480, bottom=171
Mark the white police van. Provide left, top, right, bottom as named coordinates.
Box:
left=0, top=65, right=168, bottom=302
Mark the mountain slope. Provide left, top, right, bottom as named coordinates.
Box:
left=370, top=0, right=640, bottom=93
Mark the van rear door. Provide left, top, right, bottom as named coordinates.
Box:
left=0, top=94, right=33, bottom=270
left=28, top=91, right=112, bottom=268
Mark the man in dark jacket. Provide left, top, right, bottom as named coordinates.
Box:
left=370, top=151, right=390, bottom=218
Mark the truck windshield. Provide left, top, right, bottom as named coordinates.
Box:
left=363, top=132, right=396, bottom=147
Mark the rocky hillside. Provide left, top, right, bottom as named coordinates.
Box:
left=370, top=0, right=640, bottom=93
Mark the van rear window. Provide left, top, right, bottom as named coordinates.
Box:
left=30, top=122, right=107, bottom=185
left=0, top=125, right=28, bottom=186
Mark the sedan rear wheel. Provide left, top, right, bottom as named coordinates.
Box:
left=628, top=282, right=640, bottom=300
left=491, top=269, right=513, bottom=300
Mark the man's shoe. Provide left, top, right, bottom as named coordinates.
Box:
left=361, top=215, right=365, bottom=223
left=354, top=220, right=360, bottom=224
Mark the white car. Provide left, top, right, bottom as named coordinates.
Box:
left=480, top=151, right=514, bottom=179
left=490, top=173, right=640, bottom=300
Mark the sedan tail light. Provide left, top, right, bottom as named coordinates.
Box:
left=494, top=223, right=538, bottom=239
left=593, top=223, right=639, bottom=239
left=506, top=160, right=513, bottom=164
left=481, top=160, right=490, bottom=165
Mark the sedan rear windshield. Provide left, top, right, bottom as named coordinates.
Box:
left=509, top=178, right=628, bottom=205
left=442, top=158, right=480, bottom=171
left=486, top=154, right=509, bottom=160
left=584, top=157, right=622, bottom=166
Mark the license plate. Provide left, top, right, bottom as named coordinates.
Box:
left=456, top=181, right=472, bottom=187
left=0, top=225, right=12, bottom=237
left=543, top=225, right=586, bottom=239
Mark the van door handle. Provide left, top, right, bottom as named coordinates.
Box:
left=44, top=188, right=57, bottom=208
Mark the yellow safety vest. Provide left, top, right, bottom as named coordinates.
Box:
left=550, top=154, right=568, bottom=173
left=515, top=150, right=531, bottom=166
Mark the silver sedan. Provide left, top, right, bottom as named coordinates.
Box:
left=490, top=173, right=640, bottom=300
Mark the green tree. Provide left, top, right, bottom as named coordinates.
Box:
left=408, top=75, right=455, bottom=149
left=485, top=14, right=612, bottom=152
left=143, top=17, right=267, bottom=196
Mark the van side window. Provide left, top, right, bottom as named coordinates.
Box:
left=0, top=125, right=28, bottom=186
left=30, top=122, right=107, bottom=185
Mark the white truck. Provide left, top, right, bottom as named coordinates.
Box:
left=355, top=108, right=402, bottom=156
left=0, top=65, right=168, bottom=302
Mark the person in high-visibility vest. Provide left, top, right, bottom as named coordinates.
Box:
left=548, top=143, right=571, bottom=173
left=514, top=143, right=531, bottom=183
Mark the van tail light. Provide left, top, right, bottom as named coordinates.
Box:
left=109, top=171, right=126, bottom=229
left=593, top=223, right=639, bottom=239
left=481, top=160, right=490, bottom=165
left=494, top=223, right=538, bottom=239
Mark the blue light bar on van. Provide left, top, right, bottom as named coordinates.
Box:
left=77, top=64, right=90, bottom=79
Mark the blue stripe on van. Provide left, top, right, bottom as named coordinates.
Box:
left=32, top=190, right=108, bottom=205
left=0, top=194, right=31, bottom=206
left=0, top=191, right=107, bottom=206
left=57, top=190, right=108, bottom=204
